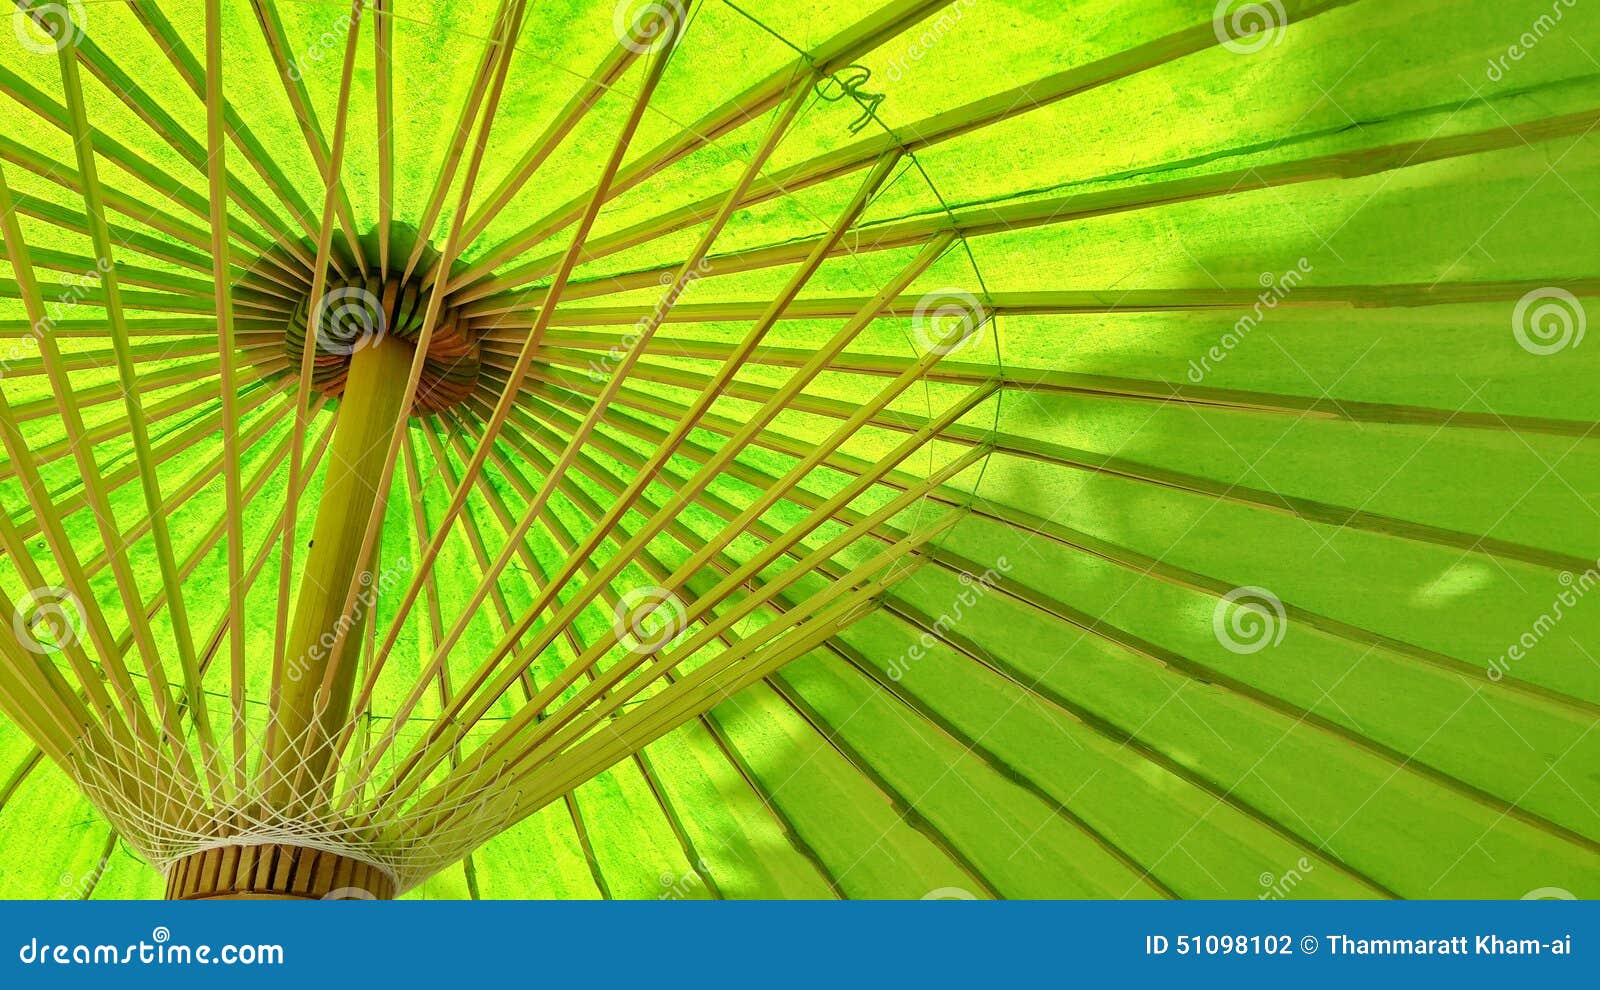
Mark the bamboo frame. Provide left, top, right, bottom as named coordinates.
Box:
left=0, top=0, right=1590, bottom=903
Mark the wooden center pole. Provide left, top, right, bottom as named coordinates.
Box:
left=265, top=331, right=416, bottom=809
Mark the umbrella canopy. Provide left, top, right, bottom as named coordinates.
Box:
left=0, top=0, right=1597, bottom=899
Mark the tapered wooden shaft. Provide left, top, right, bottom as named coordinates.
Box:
left=267, top=333, right=415, bottom=803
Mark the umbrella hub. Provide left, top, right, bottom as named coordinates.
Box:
left=283, top=271, right=482, bottom=417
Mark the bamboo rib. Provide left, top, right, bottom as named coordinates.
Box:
left=1, top=366, right=286, bottom=478
left=189, top=411, right=340, bottom=685
left=401, top=433, right=485, bottom=901
left=421, top=424, right=537, bottom=699
left=513, top=307, right=1600, bottom=439
left=510, top=384, right=1600, bottom=858
left=596, top=391, right=1600, bottom=723
left=413, top=428, right=697, bottom=898
left=0, top=63, right=308, bottom=289
left=0, top=546, right=116, bottom=766
left=415, top=520, right=954, bottom=835
left=203, top=0, right=249, bottom=794
left=511, top=366, right=1600, bottom=726
left=375, top=0, right=394, bottom=271
left=0, top=101, right=302, bottom=294
left=0, top=180, right=296, bottom=297
left=475, top=279, right=1600, bottom=331
left=107, top=400, right=332, bottom=653
left=423, top=149, right=906, bottom=684
left=448, top=38, right=643, bottom=258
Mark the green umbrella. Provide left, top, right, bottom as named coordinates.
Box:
left=0, top=0, right=1596, bottom=900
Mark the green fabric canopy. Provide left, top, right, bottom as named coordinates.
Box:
left=0, top=0, right=1596, bottom=899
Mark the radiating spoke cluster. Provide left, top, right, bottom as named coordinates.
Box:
left=0, top=0, right=1004, bottom=890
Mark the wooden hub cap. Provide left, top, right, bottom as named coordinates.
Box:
left=164, top=844, right=397, bottom=900
left=283, top=272, right=480, bottom=417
